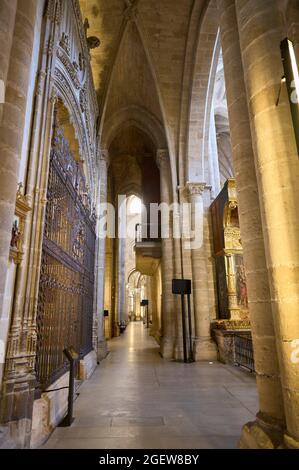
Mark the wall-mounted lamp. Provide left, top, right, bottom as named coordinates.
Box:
left=280, top=38, right=299, bottom=156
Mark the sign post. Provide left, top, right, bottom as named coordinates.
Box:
left=172, top=279, right=194, bottom=363
left=59, top=346, right=79, bottom=427
left=140, top=300, right=149, bottom=328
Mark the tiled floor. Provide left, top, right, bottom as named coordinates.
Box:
left=43, top=322, right=258, bottom=449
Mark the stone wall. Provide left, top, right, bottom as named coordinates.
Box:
left=0, top=0, right=100, bottom=449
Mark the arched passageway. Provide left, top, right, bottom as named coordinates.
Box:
left=0, top=0, right=298, bottom=451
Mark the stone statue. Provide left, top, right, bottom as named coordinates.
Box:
left=11, top=220, right=21, bottom=249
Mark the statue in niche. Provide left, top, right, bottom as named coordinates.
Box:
left=59, top=32, right=71, bottom=56
left=11, top=220, right=21, bottom=249
left=79, top=53, right=85, bottom=72
left=84, top=18, right=90, bottom=36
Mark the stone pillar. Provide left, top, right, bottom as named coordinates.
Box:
left=209, top=105, right=221, bottom=198
left=186, top=183, right=217, bottom=361
left=285, top=0, right=299, bottom=60
left=150, top=268, right=161, bottom=342
left=0, top=0, right=17, bottom=124
left=117, top=194, right=126, bottom=326
left=157, top=149, right=176, bottom=359
left=0, top=0, right=38, bottom=449
left=235, top=0, right=299, bottom=448
left=0, top=0, right=38, bottom=384
left=218, top=0, right=286, bottom=448
left=135, top=287, right=141, bottom=321
left=95, top=149, right=109, bottom=360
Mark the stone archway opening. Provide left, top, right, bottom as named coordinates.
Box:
left=102, top=124, right=163, bottom=344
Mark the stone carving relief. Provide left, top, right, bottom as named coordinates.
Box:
left=59, top=32, right=71, bottom=56
left=45, top=0, right=62, bottom=25
left=51, top=0, right=100, bottom=191
left=84, top=18, right=101, bottom=50
left=56, top=48, right=81, bottom=90
left=9, top=184, right=31, bottom=265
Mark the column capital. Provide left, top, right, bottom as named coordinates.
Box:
left=156, top=149, right=169, bottom=169
left=99, top=149, right=110, bottom=166
left=185, top=182, right=208, bottom=196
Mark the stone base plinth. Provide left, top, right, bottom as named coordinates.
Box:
left=212, top=328, right=251, bottom=365
left=80, top=350, right=97, bottom=379
left=193, top=338, right=218, bottom=362
left=284, top=434, right=299, bottom=449
left=0, top=426, right=17, bottom=449
left=30, top=372, right=69, bottom=448
left=97, top=340, right=109, bottom=362
left=30, top=351, right=98, bottom=448
left=212, top=329, right=235, bottom=364
left=160, top=336, right=174, bottom=359
left=150, top=327, right=161, bottom=345
left=239, top=415, right=284, bottom=449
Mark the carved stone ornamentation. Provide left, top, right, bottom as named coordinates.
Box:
left=84, top=18, right=101, bottom=51
left=186, top=182, right=207, bottom=196
left=156, top=149, right=169, bottom=169
left=59, top=32, right=71, bottom=56
left=99, top=149, right=110, bottom=166
left=46, top=0, right=62, bottom=25
left=80, top=85, right=88, bottom=113
left=87, top=36, right=101, bottom=50
left=79, top=53, right=85, bottom=72
left=9, top=183, right=32, bottom=265
left=44, top=38, right=55, bottom=56
left=56, top=49, right=81, bottom=90
left=49, top=86, right=58, bottom=104
left=36, top=71, right=46, bottom=97
left=45, top=0, right=56, bottom=23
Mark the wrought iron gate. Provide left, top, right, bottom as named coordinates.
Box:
left=36, top=115, right=96, bottom=390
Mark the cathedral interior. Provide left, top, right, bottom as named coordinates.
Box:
left=0, top=0, right=298, bottom=451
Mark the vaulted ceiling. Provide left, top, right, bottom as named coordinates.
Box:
left=79, top=0, right=200, bottom=138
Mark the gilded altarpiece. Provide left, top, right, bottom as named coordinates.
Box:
left=210, top=179, right=249, bottom=326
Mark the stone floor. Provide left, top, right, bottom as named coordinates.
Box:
left=43, top=322, right=258, bottom=449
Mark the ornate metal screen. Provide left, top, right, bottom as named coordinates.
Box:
left=36, top=115, right=96, bottom=390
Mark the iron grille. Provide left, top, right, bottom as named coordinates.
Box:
left=234, top=333, right=255, bottom=372
left=36, top=116, right=96, bottom=390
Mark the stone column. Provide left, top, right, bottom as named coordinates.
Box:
left=0, top=0, right=38, bottom=450
left=218, top=0, right=285, bottom=448
left=235, top=0, right=299, bottom=448
left=285, top=0, right=299, bottom=60
left=135, top=287, right=141, bottom=321
left=209, top=105, right=221, bottom=198
left=147, top=276, right=153, bottom=325
left=117, top=194, right=126, bottom=326
left=157, top=149, right=176, bottom=359
left=95, top=149, right=109, bottom=360
left=0, top=0, right=17, bottom=124
left=186, top=183, right=217, bottom=361
left=0, top=0, right=38, bottom=383
left=150, top=268, right=160, bottom=341
left=104, top=229, right=113, bottom=338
